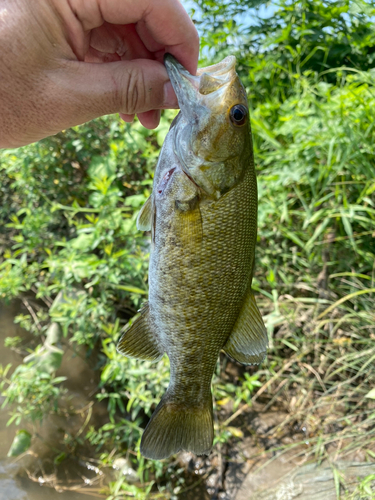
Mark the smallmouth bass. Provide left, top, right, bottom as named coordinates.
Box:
left=117, top=55, right=268, bottom=460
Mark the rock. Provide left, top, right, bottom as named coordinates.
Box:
left=235, top=461, right=375, bottom=500
left=112, top=457, right=139, bottom=483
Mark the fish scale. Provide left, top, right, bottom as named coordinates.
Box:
left=117, top=54, right=268, bottom=460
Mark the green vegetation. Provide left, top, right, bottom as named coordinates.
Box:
left=344, top=473, right=375, bottom=499
left=1, top=0, right=375, bottom=498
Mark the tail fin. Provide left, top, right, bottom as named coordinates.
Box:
left=140, top=391, right=214, bottom=460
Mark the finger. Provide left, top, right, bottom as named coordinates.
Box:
left=120, top=113, right=135, bottom=123
left=138, top=109, right=161, bottom=129
left=50, top=59, right=177, bottom=131
left=163, top=81, right=178, bottom=109
left=135, top=15, right=199, bottom=74
left=134, top=0, right=200, bottom=74
left=7, top=58, right=177, bottom=145
left=88, top=23, right=153, bottom=61
left=68, top=0, right=199, bottom=74
left=85, top=46, right=122, bottom=63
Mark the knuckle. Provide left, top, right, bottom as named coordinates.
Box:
left=120, top=69, right=146, bottom=115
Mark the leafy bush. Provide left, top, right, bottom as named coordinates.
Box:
left=1, top=0, right=375, bottom=498
left=196, top=0, right=375, bottom=97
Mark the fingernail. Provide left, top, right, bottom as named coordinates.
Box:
left=163, top=81, right=178, bottom=108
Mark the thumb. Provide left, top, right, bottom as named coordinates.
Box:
left=55, top=58, right=177, bottom=127
left=0, top=58, right=178, bottom=148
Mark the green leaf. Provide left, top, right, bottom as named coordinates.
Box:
left=113, top=285, right=147, bottom=295
left=88, top=155, right=116, bottom=179
left=124, top=195, right=147, bottom=208
left=7, top=430, right=32, bottom=457
left=365, top=388, right=375, bottom=399
left=70, top=233, right=95, bottom=251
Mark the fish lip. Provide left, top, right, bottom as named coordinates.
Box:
left=164, top=53, right=201, bottom=119
left=196, top=56, right=236, bottom=78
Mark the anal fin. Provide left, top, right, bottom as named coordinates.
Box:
left=224, top=290, right=268, bottom=365
left=116, top=303, right=163, bottom=362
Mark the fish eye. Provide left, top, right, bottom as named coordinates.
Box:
left=229, top=104, right=248, bottom=127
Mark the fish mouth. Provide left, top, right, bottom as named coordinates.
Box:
left=164, top=54, right=238, bottom=121
left=164, top=54, right=239, bottom=195
left=164, top=54, right=236, bottom=97
left=196, top=56, right=237, bottom=95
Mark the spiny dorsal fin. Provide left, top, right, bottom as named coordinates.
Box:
left=137, top=195, right=153, bottom=231
left=116, top=303, right=163, bottom=362
left=224, top=290, right=268, bottom=365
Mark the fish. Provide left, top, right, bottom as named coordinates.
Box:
left=117, top=54, right=268, bottom=460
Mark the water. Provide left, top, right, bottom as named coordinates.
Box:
left=0, top=302, right=105, bottom=500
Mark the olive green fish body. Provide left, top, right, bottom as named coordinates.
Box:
left=117, top=55, right=268, bottom=460
left=150, top=163, right=257, bottom=397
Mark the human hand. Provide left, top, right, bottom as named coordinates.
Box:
left=0, top=0, right=199, bottom=148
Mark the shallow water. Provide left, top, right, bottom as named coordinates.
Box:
left=0, top=303, right=104, bottom=500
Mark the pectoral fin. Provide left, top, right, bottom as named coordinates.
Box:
left=137, top=195, right=153, bottom=231
left=116, top=303, right=163, bottom=362
left=175, top=195, right=203, bottom=247
left=224, top=290, right=268, bottom=365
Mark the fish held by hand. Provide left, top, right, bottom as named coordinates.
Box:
left=117, top=54, right=268, bottom=460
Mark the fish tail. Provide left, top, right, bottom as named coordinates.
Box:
left=140, top=390, right=214, bottom=460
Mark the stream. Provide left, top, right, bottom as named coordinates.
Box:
left=0, top=302, right=104, bottom=500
